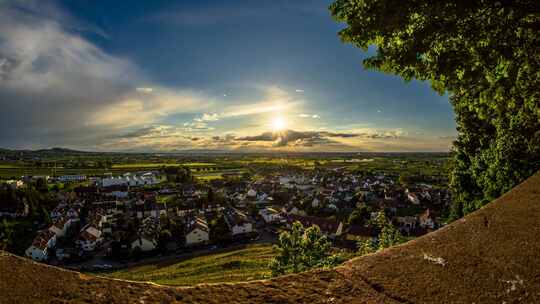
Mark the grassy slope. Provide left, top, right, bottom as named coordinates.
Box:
left=104, top=244, right=276, bottom=286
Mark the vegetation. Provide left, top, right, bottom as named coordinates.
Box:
left=103, top=244, right=276, bottom=286
left=357, top=211, right=404, bottom=255
left=269, top=221, right=344, bottom=276
left=330, top=1, right=540, bottom=218
left=0, top=185, right=56, bottom=253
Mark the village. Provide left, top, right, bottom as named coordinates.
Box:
left=1, top=164, right=451, bottom=270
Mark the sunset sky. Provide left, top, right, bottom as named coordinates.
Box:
left=0, top=0, right=457, bottom=152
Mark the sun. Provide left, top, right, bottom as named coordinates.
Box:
left=271, top=116, right=287, bottom=131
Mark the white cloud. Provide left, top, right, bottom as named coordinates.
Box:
left=0, top=2, right=210, bottom=148
left=299, top=113, right=320, bottom=119
left=90, top=89, right=210, bottom=129
left=136, top=87, right=154, bottom=93
left=194, top=113, right=220, bottom=122
left=295, top=89, right=304, bottom=93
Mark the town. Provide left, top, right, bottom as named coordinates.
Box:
left=0, top=153, right=452, bottom=272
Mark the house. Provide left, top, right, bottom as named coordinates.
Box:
left=25, top=230, right=56, bottom=261
left=66, top=207, right=79, bottom=219
left=77, top=225, right=102, bottom=251
left=419, top=209, right=436, bottom=229
left=185, top=216, right=209, bottom=246
left=286, top=214, right=343, bottom=239
left=247, top=189, right=257, bottom=198
left=259, top=207, right=283, bottom=224
left=131, top=235, right=156, bottom=252
left=407, top=192, right=420, bottom=205
left=344, top=225, right=375, bottom=241
left=5, top=180, right=24, bottom=189
left=224, top=208, right=253, bottom=236
left=395, top=216, right=418, bottom=235
left=338, top=225, right=376, bottom=249
left=49, top=217, right=72, bottom=237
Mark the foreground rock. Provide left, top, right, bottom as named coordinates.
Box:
left=1, top=172, right=540, bottom=303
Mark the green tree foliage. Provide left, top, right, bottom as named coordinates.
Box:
left=157, top=229, right=172, bottom=253
left=163, top=166, right=193, bottom=183
left=347, top=205, right=370, bottom=225
left=209, top=215, right=231, bottom=245
left=358, top=211, right=404, bottom=255
left=398, top=173, right=411, bottom=185
left=269, top=221, right=343, bottom=276
left=330, top=1, right=540, bottom=218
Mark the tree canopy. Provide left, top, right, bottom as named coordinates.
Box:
left=269, top=221, right=343, bottom=276
left=330, top=0, right=540, bottom=217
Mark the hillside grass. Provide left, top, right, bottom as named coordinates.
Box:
left=103, top=244, right=276, bottom=286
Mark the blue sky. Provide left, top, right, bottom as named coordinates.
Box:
left=0, top=0, right=456, bottom=152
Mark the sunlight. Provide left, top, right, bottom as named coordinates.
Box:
left=271, top=116, right=287, bottom=131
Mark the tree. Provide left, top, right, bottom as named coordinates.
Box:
left=398, top=173, right=411, bottom=186
left=269, top=221, right=343, bottom=276
left=348, top=205, right=370, bottom=225
left=330, top=1, right=540, bottom=218
left=358, top=211, right=404, bottom=255
left=157, top=229, right=172, bottom=253
left=209, top=215, right=231, bottom=245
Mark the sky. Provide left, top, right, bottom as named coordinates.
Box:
left=0, top=0, right=457, bottom=152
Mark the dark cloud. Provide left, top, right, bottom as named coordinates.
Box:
left=236, top=130, right=358, bottom=147
left=117, top=126, right=160, bottom=139
left=0, top=1, right=139, bottom=149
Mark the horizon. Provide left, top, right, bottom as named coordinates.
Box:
left=0, top=0, right=456, bottom=152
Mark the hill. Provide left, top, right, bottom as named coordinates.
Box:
left=104, top=244, right=275, bottom=286
left=0, top=171, right=539, bottom=303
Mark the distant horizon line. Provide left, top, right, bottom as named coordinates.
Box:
left=0, top=146, right=451, bottom=155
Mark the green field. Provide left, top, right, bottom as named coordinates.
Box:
left=103, top=244, right=276, bottom=286
left=112, top=162, right=217, bottom=169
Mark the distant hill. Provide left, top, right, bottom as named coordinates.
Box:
left=0, top=171, right=539, bottom=303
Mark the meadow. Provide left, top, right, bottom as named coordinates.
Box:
left=102, top=244, right=276, bottom=286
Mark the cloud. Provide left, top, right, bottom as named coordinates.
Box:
left=295, top=89, right=304, bottom=93
left=0, top=1, right=209, bottom=149
left=236, top=130, right=359, bottom=147
left=299, top=113, right=320, bottom=119
left=194, top=113, right=220, bottom=122
left=182, top=121, right=214, bottom=131
left=136, top=87, right=154, bottom=93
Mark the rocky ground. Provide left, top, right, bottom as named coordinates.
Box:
left=1, top=172, right=539, bottom=303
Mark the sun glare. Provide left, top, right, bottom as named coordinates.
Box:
left=271, top=116, right=286, bottom=131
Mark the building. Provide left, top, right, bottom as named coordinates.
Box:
left=102, top=173, right=159, bottom=188
left=185, top=216, right=209, bottom=246
left=58, top=175, right=87, bottom=182
left=131, top=235, right=156, bottom=252
left=259, top=207, right=283, bottom=224
left=286, top=214, right=343, bottom=239
left=419, top=209, right=436, bottom=229
left=224, top=208, right=253, bottom=236
left=25, top=230, right=56, bottom=261
left=77, top=225, right=102, bottom=251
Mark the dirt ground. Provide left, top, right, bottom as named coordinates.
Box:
left=1, top=172, right=539, bottom=303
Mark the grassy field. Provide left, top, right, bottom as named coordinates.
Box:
left=103, top=244, right=276, bottom=286
left=112, top=162, right=217, bottom=169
